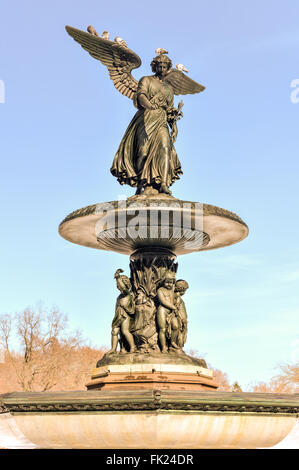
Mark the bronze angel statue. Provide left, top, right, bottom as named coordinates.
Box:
left=66, top=26, right=205, bottom=195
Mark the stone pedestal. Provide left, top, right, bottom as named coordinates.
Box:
left=86, top=363, right=218, bottom=391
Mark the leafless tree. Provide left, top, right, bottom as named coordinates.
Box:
left=186, top=348, right=233, bottom=391
left=250, top=362, right=299, bottom=393
left=0, top=306, right=107, bottom=392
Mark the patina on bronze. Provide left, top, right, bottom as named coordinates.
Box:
left=105, top=248, right=192, bottom=359
left=63, top=24, right=248, bottom=388
left=65, top=25, right=205, bottom=196
left=0, top=25, right=297, bottom=452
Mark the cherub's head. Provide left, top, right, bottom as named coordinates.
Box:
left=151, top=55, right=172, bottom=78
left=162, top=273, right=175, bottom=290
left=114, top=269, right=131, bottom=294
left=175, top=279, right=189, bottom=296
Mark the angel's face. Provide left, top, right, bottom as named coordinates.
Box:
left=156, top=62, right=169, bottom=78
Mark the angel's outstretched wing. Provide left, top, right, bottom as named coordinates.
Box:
left=65, top=26, right=142, bottom=100
left=164, top=69, right=205, bottom=95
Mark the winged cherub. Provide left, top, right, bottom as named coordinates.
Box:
left=66, top=26, right=205, bottom=196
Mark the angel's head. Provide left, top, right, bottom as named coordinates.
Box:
left=151, top=55, right=172, bottom=77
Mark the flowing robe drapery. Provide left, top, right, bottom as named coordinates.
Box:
left=110, top=76, right=182, bottom=188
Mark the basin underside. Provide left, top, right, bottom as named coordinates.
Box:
left=1, top=390, right=297, bottom=449
left=59, top=196, right=248, bottom=255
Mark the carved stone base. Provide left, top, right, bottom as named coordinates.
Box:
left=86, top=363, right=218, bottom=391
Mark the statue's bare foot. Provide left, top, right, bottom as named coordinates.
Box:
left=176, top=348, right=184, bottom=355
left=170, top=341, right=180, bottom=349
left=159, top=183, right=172, bottom=196
left=161, top=347, right=168, bottom=354
left=106, top=349, right=117, bottom=355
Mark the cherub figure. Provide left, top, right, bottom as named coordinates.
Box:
left=131, top=289, right=158, bottom=352
left=66, top=25, right=205, bottom=196
left=107, top=269, right=136, bottom=354
left=156, top=274, right=177, bottom=353
left=172, top=279, right=189, bottom=349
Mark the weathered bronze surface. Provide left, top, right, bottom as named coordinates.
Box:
left=96, top=350, right=206, bottom=368
left=104, top=247, right=194, bottom=360
left=107, top=269, right=136, bottom=354
left=62, top=25, right=249, bottom=385
left=65, top=26, right=205, bottom=196
left=58, top=197, right=248, bottom=255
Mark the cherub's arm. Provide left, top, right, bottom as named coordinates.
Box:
left=157, top=288, right=176, bottom=311
left=119, top=294, right=135, bottom=315
left=174, top=293, right=181, bottom=307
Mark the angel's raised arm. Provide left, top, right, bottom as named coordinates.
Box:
left=65, top=26, right=142, bottom=100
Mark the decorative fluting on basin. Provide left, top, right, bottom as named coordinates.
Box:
left=59, top=197, right=248, bottom=255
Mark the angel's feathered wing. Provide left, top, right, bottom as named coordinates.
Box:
left=65, top=26, right=142, bottom=99
left=164, top=69, right=205, bottom=95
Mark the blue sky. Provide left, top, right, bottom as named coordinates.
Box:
left=0, top=0, right=298, bottom=389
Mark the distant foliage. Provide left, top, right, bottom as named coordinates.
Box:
left=1, top=308, right=297, bottom=394
left=231, top=381, right=243, bottom=392
left=213, top=369, right=232, bottom=391
left=250, top=363, right=299, bottom=394
left=0, top=307, right=107, bottom=393
left=186, top=348, right=233, bottom=391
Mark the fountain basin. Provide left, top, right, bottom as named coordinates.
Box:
left=1, top=390, right=297, bottom=449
